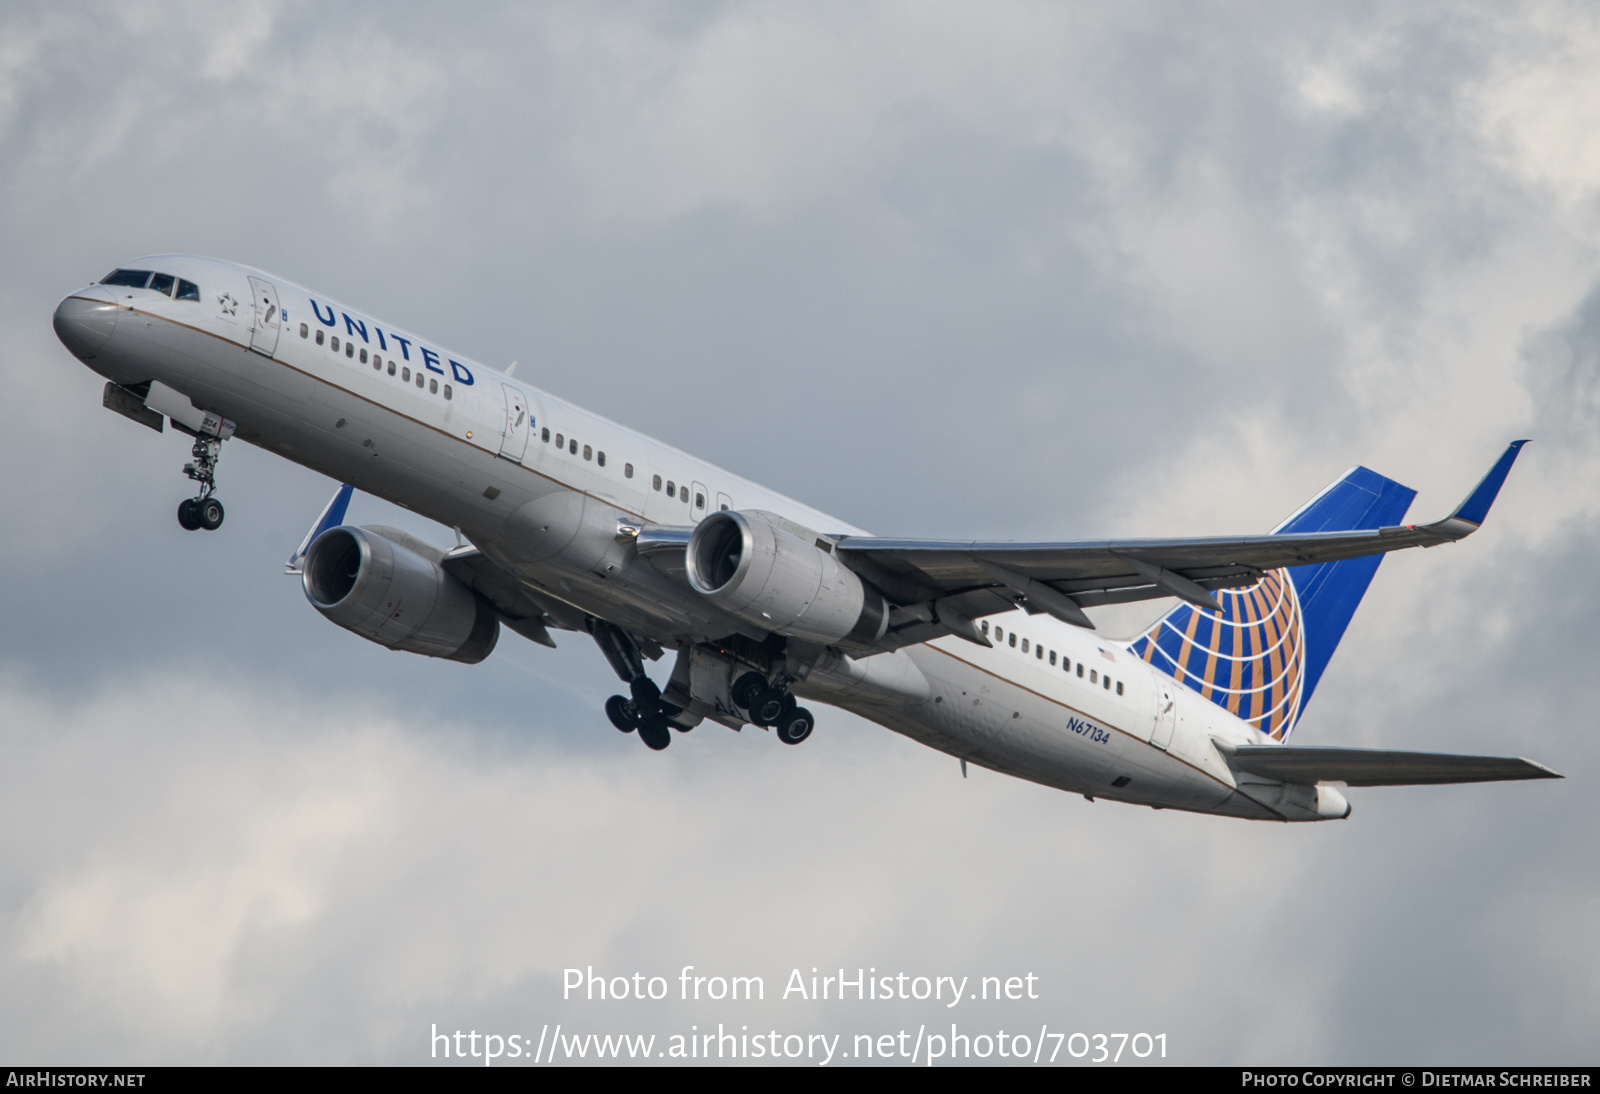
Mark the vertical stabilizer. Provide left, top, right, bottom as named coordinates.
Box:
left=1126, top=467, right=1416, bottom=740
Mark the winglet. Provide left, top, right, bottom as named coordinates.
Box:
left=1449, top=440, right=1529, bottom=527
left=285, top=483, right=354, bottom=574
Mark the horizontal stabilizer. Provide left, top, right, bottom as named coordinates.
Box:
left=1225, top=744, right=1561, bottom=787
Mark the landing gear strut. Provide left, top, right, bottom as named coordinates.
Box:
left=177, top=436, right=225, bottom=531
left=592, top=620, right=683, bottom=750
left=732, top=670, right=815, bottom=745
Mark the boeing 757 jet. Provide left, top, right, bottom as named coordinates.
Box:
left=53, top=255, right=1559, bottom=821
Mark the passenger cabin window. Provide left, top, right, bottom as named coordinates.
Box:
left=332, top=336, right=340, bottom=352
left=176, top=279, right=200, bottom=301
left=598, top=452, right=606, bottom=467
left=1021, top=639, right=1029, bottom=654
left=360, top=348, right=368, bottom=363
left=316, top=330, right=325, bottom=345
left=1076, top=664, right=1084, bottom=678
left=148, top=273, right=175, bottom=295
left=101, top=269, right=153, bottom=288
left=346, top=343, right=355, bottom=358
left=624, top=463, right=633, bottom=478
left=583, top=445, right=592, bottom=461
left=666, top=481, right=675, bottom=498
left=387, top=361, right=396, bottom=375
left=1090, top=670, right=1098, bottom=684
left=415, top=372, right=423, bottom=388
left=1036, top=645, right=1044, bottom=660
left=1009, top=633, right=1017, bottom=648
left=542, top=428, right=550, bottom=442
left=429, top=378, right=438, bottom=393
left=653, top=475, right=662, bottom=491
left=402, top=367, right=411, bottom=382
left=981, top=621, right=990, bottom=636
left=300, top=323, right=309, bottom=338
left=444, top=385, right=452, bottom=400
left=555, top=434, right=564, bottom=448
left=569, top=439, right=578, bottom=454
left=373, top=356, right=382, bottom=371
left=1049, top=651, right=1056, bottom=665
left=1104, top=676, right=1112, bottom=690
left=993, top=626, right=1002, bottom=642
left=1116, top=681, right=1124, bottom=695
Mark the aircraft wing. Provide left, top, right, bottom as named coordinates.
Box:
left=832, top=441, right=1528, bottom=636
left=1223, top=745, right=1562, bottom=786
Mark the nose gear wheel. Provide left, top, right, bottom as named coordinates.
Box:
left=177, top=435, right=227, bottom=531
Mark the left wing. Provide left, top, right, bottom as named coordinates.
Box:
left=833, top=441, right=1527, bottom=646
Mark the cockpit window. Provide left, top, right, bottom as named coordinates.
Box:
left=100, top=269, right=198, bottom=299
left=102, top=269, right=153, bottom=288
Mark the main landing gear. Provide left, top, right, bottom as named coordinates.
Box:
left=593, top=621, right=687, bottom=751
left=176, top=435, right=226, bottom=532
left=732, top=671, right=815, bottom=746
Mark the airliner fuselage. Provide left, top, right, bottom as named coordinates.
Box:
left=52, top=255, right=1554, bottom=822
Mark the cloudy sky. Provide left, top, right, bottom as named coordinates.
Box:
left=1, top=1, right=1596, bottom=1066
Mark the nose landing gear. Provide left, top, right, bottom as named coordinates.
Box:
left=176, top=435, right=225, bottom=531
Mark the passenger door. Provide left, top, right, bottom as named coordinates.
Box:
left=498, top=385, right=530, bottom=463
left=247, top=277, right=280, bottom=357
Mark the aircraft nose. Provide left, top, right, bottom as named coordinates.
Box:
left=53, top=287, right=119, bottom=359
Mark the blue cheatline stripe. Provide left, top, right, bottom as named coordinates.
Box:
left=1128, top=464, right=1415, bottom=740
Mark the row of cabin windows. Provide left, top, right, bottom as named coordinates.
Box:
left=101, top=269, right=201, bottom=301
left=537, top=426, right=625, bottom=475
left=980, top=620, right=1125, bottom=696
left=651, top=474, right=702, bottom=509
left=302, top=323, right=452, bottom=399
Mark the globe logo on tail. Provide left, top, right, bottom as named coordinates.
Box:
left=1128, top=569, right=1307, bottom=740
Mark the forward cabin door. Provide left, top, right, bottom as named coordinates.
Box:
left=1150, top=680, right=1177, bottom=751
left=247, top=277, right=281, bottom=357
left=498, top=385, right=530, bottom=463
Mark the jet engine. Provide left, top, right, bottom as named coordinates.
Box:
left=686, top=510, right=887, bottom=649
left=302, top=525, right=499, bottom=663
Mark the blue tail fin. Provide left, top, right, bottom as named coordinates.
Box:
left=1125, top=466, right=1416, bottom=740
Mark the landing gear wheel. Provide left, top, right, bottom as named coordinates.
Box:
left=176, top=499, right=200, bottom=531
left=731, top=671, right=766, bottom=711
left=775, top=706, right=814, bottom=746
left=605, top=694, right=641, bottom=733
left=749, top=687, right=792, bottom=728
left=637, top=717, right=672, bottom=751
left=196, top=496, right=225, bottom=530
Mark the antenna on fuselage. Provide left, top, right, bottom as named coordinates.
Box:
left=505, top=360, right=518, bottom=377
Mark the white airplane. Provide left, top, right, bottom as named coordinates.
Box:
left=53, top=255, right=1560, bottom=822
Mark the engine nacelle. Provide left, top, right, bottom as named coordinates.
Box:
left=302, top=525, right=499, bottom=664
left=686, top=511, right=887, bottom=649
